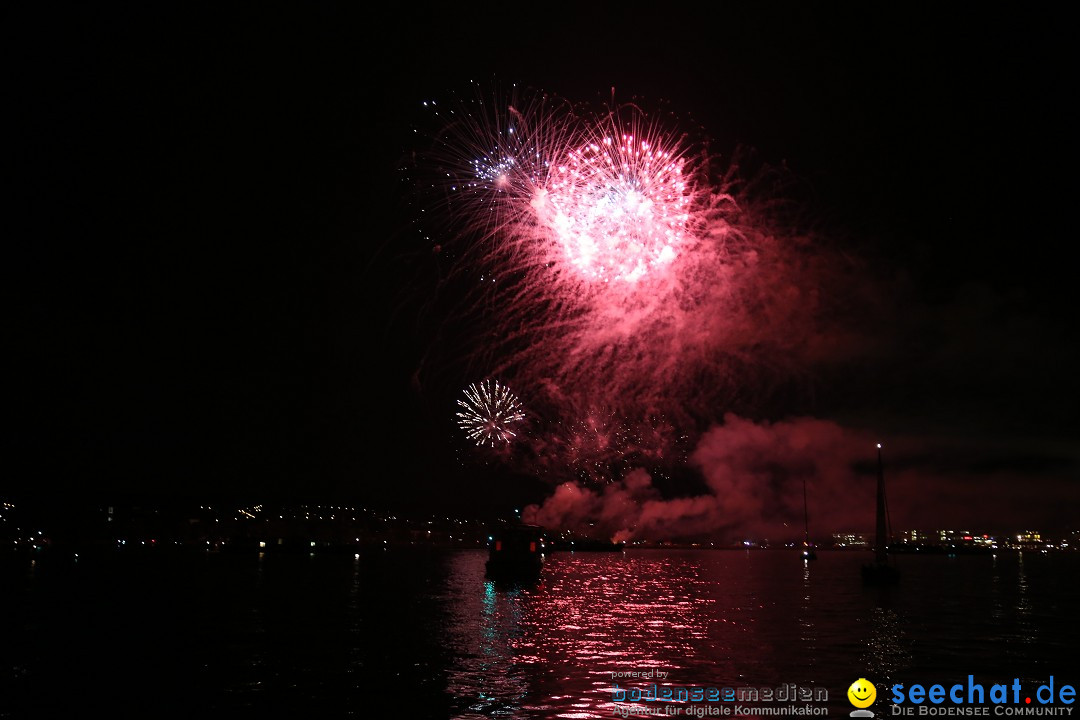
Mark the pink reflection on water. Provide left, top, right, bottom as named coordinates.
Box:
left=443, top=550, right=734, bottom=718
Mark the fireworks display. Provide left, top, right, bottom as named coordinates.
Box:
left=411, top=84, right=854, bottom=482
left=456, top=379, right=526, bottom=447
left=534, top=129, right=693, bottom=283
left=532, top=409, right=687, bottom=486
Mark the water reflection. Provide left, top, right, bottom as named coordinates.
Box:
left=1006, top=551, right=1039, bottom=682
left=443, top=550, right=839, bottom=718
left=797, top=563, right=817, bottom=666
left=1015, top=552, right=1034, bottom=641
left=525, top=553, right=715, bottom=717
left=860, top=605, right=912, bottom=705
left=436, top=550, right=1080, bottom=719
left=443, top=553, right=532, bottom=717
left=4, top=548, right=1078, bottom=718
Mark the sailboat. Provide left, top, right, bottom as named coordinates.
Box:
left=862, top=443, right=900, bottom=584
left=801, top=475, right=817, bottom=560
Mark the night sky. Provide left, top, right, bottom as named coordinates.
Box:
left=7, top=6, right=1077, bottom=528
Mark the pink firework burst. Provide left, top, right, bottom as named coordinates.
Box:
left=413, top=87, right=704, bottom=293
left=532, top=123, right=694, bottom=283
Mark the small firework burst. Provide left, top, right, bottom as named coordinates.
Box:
left=456, top=379, right=526, bottom=446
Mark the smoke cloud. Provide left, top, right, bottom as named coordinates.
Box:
left=525, top=414, right=877, bottom=542
left=524, top=412, right=1080, bottom=541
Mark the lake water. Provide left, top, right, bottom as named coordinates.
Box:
left=2, top=549, right=1077, bottom=718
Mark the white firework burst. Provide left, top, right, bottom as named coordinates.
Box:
left=456, top=378, right=526, bottom=446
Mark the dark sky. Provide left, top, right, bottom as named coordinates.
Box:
left=6, top=6, right=1077, bottom=523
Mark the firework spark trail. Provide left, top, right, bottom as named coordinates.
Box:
left=412, top=85, right=866, bottom=482
left=524, top=407, right=687, bottom=485
left=455, top=378, right=526, bottom=447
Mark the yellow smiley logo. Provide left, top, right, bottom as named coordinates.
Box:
left=848, top=678, right=876, bottom=708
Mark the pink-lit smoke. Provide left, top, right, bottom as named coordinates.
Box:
left=525, top=414, right=1080, bottom=541
left=525, top=414, right=878, bottom=542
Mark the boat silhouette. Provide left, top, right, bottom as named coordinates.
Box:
left=862, top=443, right=900, bottom=584
left=486, top=523, right=545, bottom=581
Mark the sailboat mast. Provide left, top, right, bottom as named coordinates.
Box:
left=802, top=475, right=810, bottom=544
left=875, top=443, right=888, bottom=564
